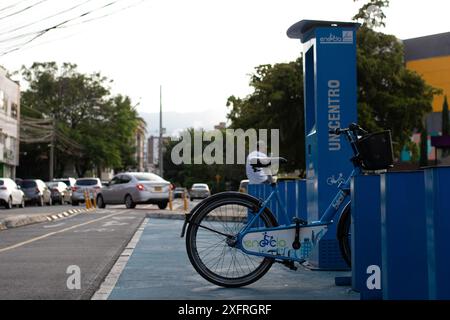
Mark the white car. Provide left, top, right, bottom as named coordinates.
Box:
left=97, top=172, right=171, bottom=209
left=0, top=178, right=25, bottom=209
left=71, top=178, right=102, bottom=206
left=189, top=183, right=211, bottom=201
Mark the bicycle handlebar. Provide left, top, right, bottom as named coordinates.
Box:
left=329, top=123, right=368, bottom=135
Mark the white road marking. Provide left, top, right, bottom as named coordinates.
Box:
left=102, top=220, right=128, bottom=227
left=73, top=228, right=115, bottom=233
left=0, top=210, right=129, bottom=254
left=43, top=223, right=65, bottom=228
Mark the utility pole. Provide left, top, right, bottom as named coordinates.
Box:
left=49, top=118, right=55, bottom=181
left=159, top=85, right=163, bottom=178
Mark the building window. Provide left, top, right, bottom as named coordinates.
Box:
left=10, top=103, right=18, bottom=119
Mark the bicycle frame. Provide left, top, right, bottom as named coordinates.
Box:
left=236, top=129, right=362, bottom=262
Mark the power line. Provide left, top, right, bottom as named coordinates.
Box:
left=61, top=0, right=147, bottom=28
left=0, top=0, right=32, bottom=14
left=0, top=0, right=94, bottom=37
left=0, top=0, right=146, bottom=53
left=0, top=0, right=124, bottom=56
left=20, top=115, right=85, bottom=155
left=0, top=0, right=50, bottom=21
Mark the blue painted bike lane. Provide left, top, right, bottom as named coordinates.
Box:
left=107, top=218, right=359, bottom=300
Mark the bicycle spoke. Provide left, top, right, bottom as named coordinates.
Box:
left=187, top=196, right=275, bottom=286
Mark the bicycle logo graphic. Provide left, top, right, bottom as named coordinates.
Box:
left=259, top=232, right=277, bottom=248
left=327, top=173, right=345, bottom=186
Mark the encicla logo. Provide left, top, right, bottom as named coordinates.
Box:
left=320, top=31, right=353, bottom=44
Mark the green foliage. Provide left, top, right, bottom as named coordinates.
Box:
left=353, top=0, right=390, bottom=28
left=226, top=58, right=305, bottom=173
left=226, top=26, right=438, bottom=171
left=163, top=128, right=245, bottom=193
left=356, top=27, right=439, bottom=156
left=19, top=62, right=142, bottom=178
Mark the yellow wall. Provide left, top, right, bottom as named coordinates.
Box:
left=406, top=55, right=450, bottom=112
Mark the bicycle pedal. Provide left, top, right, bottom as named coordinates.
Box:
left=282, top=261, right=297, bottom=271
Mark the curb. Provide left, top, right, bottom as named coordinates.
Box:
left=0, top=208, right=95, bottom=231
left=145, top=210, right=245, bottom=223
left=145, top=211, right=187, bottom=220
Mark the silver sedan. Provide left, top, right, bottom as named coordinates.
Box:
left=96, top=172, right=171, bottom=209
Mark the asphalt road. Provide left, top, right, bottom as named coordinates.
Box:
left=0, top=206, right=146, bottom=300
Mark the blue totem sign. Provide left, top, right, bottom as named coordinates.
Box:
left=287, top=20, right=359, bottom=269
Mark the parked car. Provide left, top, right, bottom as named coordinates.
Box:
left=239, top=179, right=249, bottom=193
left=14, top=178, right=23, bottom=187
left=189, top=183, right=211, bottom=201
left=46, top=181, right=71, bottom=204
left=19, top=179, right=52, bottom=206
left=0, top=178, right=25, bottom=209
left=96, top=172, right=171, bottom=209
left=173, top=187, right=189, bottom=199
left=71, top=178, right=102, bottom=206
left=53, top=177, right=76, bottom=189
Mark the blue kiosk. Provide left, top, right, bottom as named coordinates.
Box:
left=287, top=20, right=359, bottom=269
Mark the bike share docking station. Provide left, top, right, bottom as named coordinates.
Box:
left=287, top=20, right=359, bottom=270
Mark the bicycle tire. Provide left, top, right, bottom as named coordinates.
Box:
left=186, top=192, right=278, bottom=288
left=337, top=203, right=351, bottom=267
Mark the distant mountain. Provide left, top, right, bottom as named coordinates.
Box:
left=140, top=108, right=228, bottom=137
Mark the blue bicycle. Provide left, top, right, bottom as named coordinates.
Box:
left=181, top=123, right=393, bottom=287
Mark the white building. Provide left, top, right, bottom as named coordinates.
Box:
left=0, top=67, right=20, bottom=178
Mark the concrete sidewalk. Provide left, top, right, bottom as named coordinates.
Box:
left=104, top=219, right=359, bottom=300
left=0, top=207, right=92, bottom=230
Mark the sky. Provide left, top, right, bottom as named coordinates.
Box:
left=0, top=0, right=447, bottom=133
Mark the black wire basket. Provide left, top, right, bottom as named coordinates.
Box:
left=356, top=131, right=394, bottom=171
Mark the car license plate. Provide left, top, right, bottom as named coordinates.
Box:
left=154, top=186, right=162, bottom=192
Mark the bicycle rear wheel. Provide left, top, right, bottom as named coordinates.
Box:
left=337, top=204, right=351, bottom=267
left=186, top=192, right=277, bottom=288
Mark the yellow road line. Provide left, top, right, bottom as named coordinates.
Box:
left=0, top=210, right=129, bottom=254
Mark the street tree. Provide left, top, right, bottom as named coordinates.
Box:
left=19, top=62, right=142, bottom=178
left=227, top=58, right=305, bottom=173
left=226, top=0, right=438, bottom=171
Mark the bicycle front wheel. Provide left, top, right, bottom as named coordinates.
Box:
left=186, top=192, right=277, bottom=288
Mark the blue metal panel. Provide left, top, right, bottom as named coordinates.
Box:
left=424, top=167, right=450, bottom=299
left=286, top=180, right=297, bottom=219
left=277, top=180, right=286, bottom=224
left=351, top=174, right=382, bottom=300
left=296, top=179, right=308, bottom=222
left=380, top=171, right=428, bottom=300
left=247, top=180, right=307, bottom=227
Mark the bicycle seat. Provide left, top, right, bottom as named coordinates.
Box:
left=250, top=157, right=288, bottom=169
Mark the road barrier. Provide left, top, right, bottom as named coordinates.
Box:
left=84, top=190, right=93, bottom=209
left=169, top=190, right=173, bottom=211
left=183, top=192, right=188, bottom=212
left=92, top=190, right=97, bottom=209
